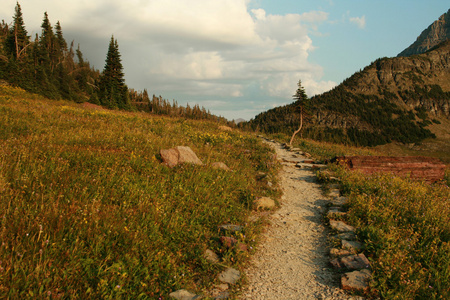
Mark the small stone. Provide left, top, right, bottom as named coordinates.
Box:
left=328, top=183, right=341, bottom=190
left=211, top=162, right=231, bottom=171
left=327, top=209, right=347, bottom=219
left=220, top=236, right=237, bottom=248
left=169, top=289, right=201, bottom=300
left=254, top=197, right=276, bottom=210
left=335, top=232, right=357, bottom=241
left=329, top=220, right=355, bottom=233
left=218, top=268, right=240, bottom=284
left=328, top=189, right=340, bottom=197
left=340, top=253, right=371, bottom=270
left=204, top=249, right=220, bottom=264
left=330, top=248, right=353, bottom=257
left=330, top=258, right=344, bottom=269
left=331, top=197, right=348, bottom=207
left=237, top=243, right=248, bottom=252
left=341, top=269, right=372, bottom=292
left=342, top=240, right=364, bottom=252
left=215, top=290, right=230, bottom=299
left=218, top=126, right=232, bottom=131
left=216, top=284, right=229, bottom=291
left=218, top=224, right=243, bottom=233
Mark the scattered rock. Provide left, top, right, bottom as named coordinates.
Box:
left=341, top=269, right=372, bottom=292
left=341, top=253, right=371, bottom=270
left=169, top=289, right=202, bottom=300
left=327, top=208, right=347, bottom=218
left=254, top=197, right=276, bottom=210
left=218, top=224, right=243, bottom=233
left=204, top=249, right=220, bottom=264
left=218, top=268, right=240, bottom=284
left=220, top=236, right=238, bottom=248
left=328, top=189, right=340, bottom=197
left=334, top=232, right=357, bottom=241
left=208, top=284, right=230, bottom=299
left=311, top=164, right=327, bottom=170
left=328, top=183, right=341, bottom=190
left=237, top=243, right=249, bottom=252
left=332, top=254, right=371, bottom=270
left=330, top=248, right=354, bottom=258
left=256, top=172, right=268, bottom=180
left=342, top=240, right=364, bottom=252
left=329, top=220, right=355, bottom=233
left=214, top=290, right=230, bottom=299
left=218, top=126, right=232, bottom=131
left=330, top=197, right=349, bottom=207
left=160, top=146, right=203, bottom=168
left=211, top=162, right=231, bottom=171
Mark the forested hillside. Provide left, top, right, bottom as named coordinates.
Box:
left=0, top=3, right=230, bottom=124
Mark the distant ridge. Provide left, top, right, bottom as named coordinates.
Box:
left=398, top=9, right=450, bottom=57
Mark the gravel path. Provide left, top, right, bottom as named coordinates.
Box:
left=239, top=141, right=354, bottom=300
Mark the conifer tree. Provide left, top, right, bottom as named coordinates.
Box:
left=54, top=21, right=67, bottom=61
left=98, top=35, right=129, bottom=109
left=6, top=2, right=29, bottom=59
left=288, top=80, right=310, bottom=145
left=39, top=12, right=56, bottom=71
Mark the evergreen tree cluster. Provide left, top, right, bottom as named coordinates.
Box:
left=129, top=89, right=232, bottom=124
left=0, top=3, right=99, bottom=101
left=0, top=2, right=228, bottom=124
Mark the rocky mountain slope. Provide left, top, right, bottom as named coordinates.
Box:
left=245, top=39, right=450, bottom=147
left=398, top=9, right=450, bottom=57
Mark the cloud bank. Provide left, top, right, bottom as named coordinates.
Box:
left=2, top=0, right=337, bottom=120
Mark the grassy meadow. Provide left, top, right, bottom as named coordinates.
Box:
left=0, top=86, right=281, bottom=298
left=287, top=135, right=450, bottom=299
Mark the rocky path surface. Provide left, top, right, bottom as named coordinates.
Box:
left=239, top=141, right=356, bottom=300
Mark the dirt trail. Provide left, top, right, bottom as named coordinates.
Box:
left=239, top=140, right=354, bottom=300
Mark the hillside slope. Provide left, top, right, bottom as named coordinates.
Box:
left=245, top=40, right=450, bottom=152
left=0, top=85, right=280, bottom=298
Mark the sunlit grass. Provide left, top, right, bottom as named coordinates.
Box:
left=0, top=86, right=281, bottom=298
left=335, top=168, right=450, bottom=299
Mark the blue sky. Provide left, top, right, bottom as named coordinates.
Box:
left=1, top=1, right=449, bottom=120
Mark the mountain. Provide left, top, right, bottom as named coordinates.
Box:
left=398, top=9, right=450, bottom=57
left=244, top=40, right=450, bottom=148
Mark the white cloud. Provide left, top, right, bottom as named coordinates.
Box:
left=2, top=0, right=336, bottom=120
left=350, top=15, right=366, bottom=29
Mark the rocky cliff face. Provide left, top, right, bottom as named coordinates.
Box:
left=351, top=40, right=450, bottom=117
left=398, top=9, right=450, bottom=57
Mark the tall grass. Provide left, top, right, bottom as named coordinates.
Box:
left=0, top=86, right=280, bottom=298
left=336, top=168, right=450, bottom=299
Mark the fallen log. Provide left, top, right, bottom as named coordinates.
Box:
left=333, top=156, right=446, bottom=182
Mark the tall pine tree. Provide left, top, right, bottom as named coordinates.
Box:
left=288, top=80, right=310, bottom=145
left=6, top=2, right=29, bottom=60
left=97, top=35, right=129, bottom=109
